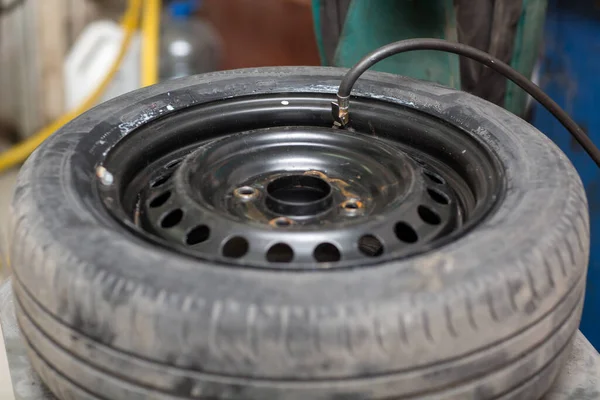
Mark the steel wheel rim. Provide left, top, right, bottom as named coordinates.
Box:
left=98, top=93, right=504, bottom=269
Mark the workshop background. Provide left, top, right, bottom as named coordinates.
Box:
left=0, top=0, right=598, bottom=380
left=0, top=1, right=318, bottom=393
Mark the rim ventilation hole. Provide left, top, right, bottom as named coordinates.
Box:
left=151, top=173, right=173, bottom=188
left=313, top=243, right=341, bottom=262
left=166, top=159, right=182, bottom=169
left=358, top=235, right=384, bottom=257
left=418, top=205, right=441, bottom=225
left=423, top=170, right=445, bottom=185
left=395, top=222, right=418, bottom=243
left=186, top=225, right=210, bottom=245
left=234, top=186, right=258, bottom=200
left=427, top=188, right=450, bottom=205
left=266, top=243, right=294, bottom=263
left=222, top=237, right=249, bottom=259
left=149, top=191, right=171, bottom=208
left=161, top=209, right=183, bottom=228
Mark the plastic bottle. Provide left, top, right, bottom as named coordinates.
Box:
left=160, top=0, right=221, bottom=81
left=64, top=20, right=141, bottom=110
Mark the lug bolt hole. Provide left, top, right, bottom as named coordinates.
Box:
left=341, top=199, right=363, bottom=215
left=234, top=186, right=258, bottom=200
left=271, top=217, right=294, bottom=227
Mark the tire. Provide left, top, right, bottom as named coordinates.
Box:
left=9, top=67, right=588, bottom=400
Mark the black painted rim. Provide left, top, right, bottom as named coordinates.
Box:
left=98, top=93, right=505, bottom=269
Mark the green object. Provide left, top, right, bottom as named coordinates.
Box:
left=311, top=0, right=328, bottom=64
left=313, top=0, right=547, bottom=116
left=314, top=0, right=460, bottom=89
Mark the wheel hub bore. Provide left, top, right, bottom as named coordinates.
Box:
left=265, top=175, right=333, bottom=216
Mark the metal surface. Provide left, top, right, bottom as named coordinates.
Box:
left=1, top=278, right=598, bottom=400
left=99, top=94, right=501, bottom=268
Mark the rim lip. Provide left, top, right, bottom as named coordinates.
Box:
left=98, top=94, right=505, bottom=270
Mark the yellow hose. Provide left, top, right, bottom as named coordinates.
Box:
left=0, top=0, right=144, bottom=172
left=142, top=0, right=161, bottom=87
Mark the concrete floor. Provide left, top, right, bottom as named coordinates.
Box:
left=0, top=168, right=19, bottom=400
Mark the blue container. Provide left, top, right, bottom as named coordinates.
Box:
left=532, top=0, right=600, bottom=349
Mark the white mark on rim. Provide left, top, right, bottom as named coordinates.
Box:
left=281, top=100, right=290, bottom=105
left=96, top=166, right=114, bottom=186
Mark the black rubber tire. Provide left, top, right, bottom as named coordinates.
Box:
left=9, top=67, right=589, bottom=400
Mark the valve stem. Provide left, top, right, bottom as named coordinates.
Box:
left=331, top=95, right=350, bottom=127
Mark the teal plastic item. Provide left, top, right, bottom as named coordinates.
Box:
left=313, top=0, right=460, bottom=89
left=313, top=0, right=547, bottom=116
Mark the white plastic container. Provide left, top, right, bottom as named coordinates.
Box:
left=64, top=20, right=141, bottom=110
